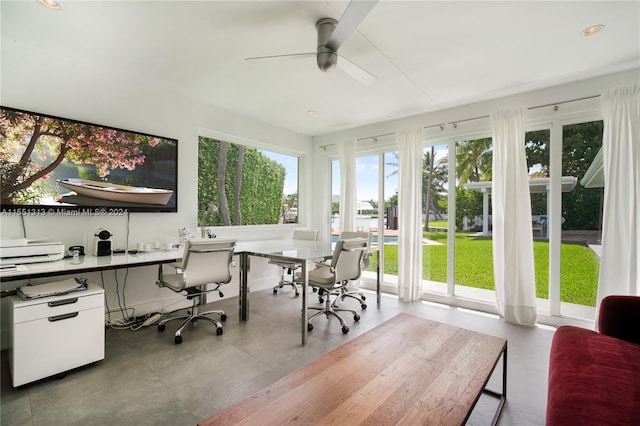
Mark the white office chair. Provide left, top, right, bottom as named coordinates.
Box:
left=333, top=231, right=372, bottom=309
left=304, top=237, right=368, bottom=334
left=156, top=238, right=236, bottom=344
left=269, top=230, right=319, bottom=297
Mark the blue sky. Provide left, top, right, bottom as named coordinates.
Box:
left=332, top=153, right=399, bottom=202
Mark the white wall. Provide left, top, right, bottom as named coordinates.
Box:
left=0, top=38, right=313, bottom=347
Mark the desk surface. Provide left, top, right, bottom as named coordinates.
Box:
left=0, top=249, right=181, bottom=283
left=237, top=239, right=330, bottom=262
left=0, top=239, right=332, bottom=283
left=199, top=313, right=507, bottom=426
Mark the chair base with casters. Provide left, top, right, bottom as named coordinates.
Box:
left=338, top=286, right=367, bottom=309
left=317, top=286, right=367, bottom=310
left=307, top=286, right=360, bottom=334
left=270, top=261, right=301, bottom=297
left=157, top=285, right=226, bottom=344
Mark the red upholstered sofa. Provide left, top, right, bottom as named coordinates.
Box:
left=546, top=295, right=640, bottom=425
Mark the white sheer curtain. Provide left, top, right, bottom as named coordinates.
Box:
left=397, top=127, right=423, bottom=301
left=338, top=139, right=357, bottom=233
left=491, top=108, right=537, bottom=325
left=597, top=84, right=640, bottom=303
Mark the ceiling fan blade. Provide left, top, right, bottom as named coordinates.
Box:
left=245, top=53, right=315, bottom=61
left=326, top=0, right=378, bottom=51
left=337, top=55, right=377, bottom=86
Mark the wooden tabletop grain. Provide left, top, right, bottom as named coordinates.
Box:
left=199, top=312, right=507, bottom=426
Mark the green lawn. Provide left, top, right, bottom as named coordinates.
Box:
left=369, top=232, right=599, bottom=307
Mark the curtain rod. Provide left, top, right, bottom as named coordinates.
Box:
left=444, top=94, right=601, bottom=127
left=318, top=94, right=601, bottom=149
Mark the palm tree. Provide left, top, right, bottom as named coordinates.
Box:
left=423, top=147, right=448, bottom=230
left=456, top=138, right=492, bottom=187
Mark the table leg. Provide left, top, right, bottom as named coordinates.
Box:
left=239, top=252, right=249, bottom=321
left=376, top=249, right=381, bottom=307
left=301, top=259, right=309, bottom=345
left=482, top=343, right=507, bottom=426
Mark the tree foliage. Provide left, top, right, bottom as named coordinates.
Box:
left=456, top=138, right=492, bottom=186
left=453, top=123, right=603, bottom=231
left=423, top=147, right=448, bottom=229
left=1, top=109, right=160, bottom=204
left=560, top=121, right=603, bottom=230
left=198, top=136, right=286, bottom=226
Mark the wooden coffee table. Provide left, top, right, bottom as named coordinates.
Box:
left=199, top=313, right=507, bottom=425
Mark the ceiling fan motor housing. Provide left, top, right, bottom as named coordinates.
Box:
left=316, top=17, right=338, bottom=72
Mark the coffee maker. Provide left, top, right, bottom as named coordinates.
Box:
left=92, top=229, right=112, bottom=256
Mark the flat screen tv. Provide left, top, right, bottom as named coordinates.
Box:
left=1, top=106, right=178, bottom=213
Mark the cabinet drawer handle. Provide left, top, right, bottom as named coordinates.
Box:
left=48, top=298, right=78, bottom=307
left=48, top=312, right=79, bottom=322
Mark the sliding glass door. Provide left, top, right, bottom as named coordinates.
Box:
left=331, top=152, right=399, bottom=291
left=327, top=117, right=603, bottom=322
left=422, top=144, right=449, bottom=295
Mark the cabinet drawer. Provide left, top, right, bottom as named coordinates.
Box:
left=11, top=306, right=105, bottom=387
left=13, top=293, right=103, bottom=323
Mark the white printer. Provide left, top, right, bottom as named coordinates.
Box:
left=0, top=238, right=65, bottom=264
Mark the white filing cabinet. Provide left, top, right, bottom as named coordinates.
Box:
left=9, top=282, right=105, bottom=387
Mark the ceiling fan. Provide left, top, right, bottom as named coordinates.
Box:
left=245, top=0, right=378, bottom=86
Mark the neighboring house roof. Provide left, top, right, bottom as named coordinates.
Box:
left=580, top=147, right=605, bottom=188
left=465, top=177, right=578, bottom=193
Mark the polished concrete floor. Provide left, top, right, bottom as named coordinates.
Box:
left=1, top=287, right=554, bottom=425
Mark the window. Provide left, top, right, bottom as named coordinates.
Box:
left=525, top=129, right=551, bottom=301
left=422, top=144, right=449, bottom=288
left=454, top=137, right=493, bottom=295
left=198, top=136, right=299, bottom=226
left=559, top=121, right=602, bottom=307
left=331, top=152, right=398, bottom=282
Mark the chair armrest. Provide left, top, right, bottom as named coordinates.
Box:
left=165, top=262, right=183, bottom=273
left=598, top=295, right=640, bottom=344
left=313, top=261, right=334, bottom=272
left=157, top=263, right=182, bottom=283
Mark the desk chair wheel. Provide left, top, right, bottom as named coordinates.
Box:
left=216, top=327, right=223, bottom=336
left=175, top=335, right=183, bottom=344
left=353, top=314, right=360, bottom=321
left=158, top=324, right=166, bottom=332
left=341, top=325, right=349, bottom=334
left=361, top=304, right=367, bottom=310
left=220, top=314, right=227, bottom=321
left=307, top=323, right=313, bottom=332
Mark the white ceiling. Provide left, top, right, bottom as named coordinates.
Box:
left=2, top=1, right=639, bottom=136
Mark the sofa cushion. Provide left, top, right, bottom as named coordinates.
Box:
left=547, top=325, right=640, bottom=425
left=598, top=295, right=640, bottom=344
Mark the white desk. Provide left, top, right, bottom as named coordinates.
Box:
left=0, top=249, right=181, bottom=283
left=1, top=239, right=378, bottom=346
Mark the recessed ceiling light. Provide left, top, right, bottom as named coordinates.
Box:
left=39, top=0, right=61, bottom=10
left=581, top=25, right=604, bottom=36
left=307, top=110, right=316, bottom=116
